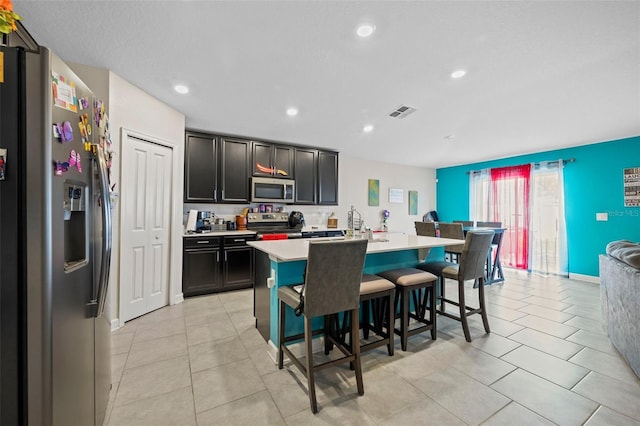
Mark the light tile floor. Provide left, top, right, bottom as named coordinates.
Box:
left=105, top=270, right=640, bottom=425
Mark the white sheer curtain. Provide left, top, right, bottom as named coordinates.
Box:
left=528, top=160, right=568, bottom=276
left=469, top=168, right=491, bottom=223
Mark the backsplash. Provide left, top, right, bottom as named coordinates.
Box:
left=183, top=203, right=336, bottom=228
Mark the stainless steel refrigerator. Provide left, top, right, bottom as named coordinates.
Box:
left=0, top=41, right=112, bottom=425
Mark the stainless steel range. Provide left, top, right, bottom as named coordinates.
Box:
left=246, top=213, right=302, bottom=239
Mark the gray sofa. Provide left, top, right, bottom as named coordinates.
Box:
left=599, top=240, right=640, bottom=378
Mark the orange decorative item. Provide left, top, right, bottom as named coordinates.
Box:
left=236, top=215, right=247, bottom=230
left=0, top=0, right=20, bottom=35
left=256, top=162, right=288, bottom=176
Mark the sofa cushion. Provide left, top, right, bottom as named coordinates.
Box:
left=606, top=240, right=640, bottom=269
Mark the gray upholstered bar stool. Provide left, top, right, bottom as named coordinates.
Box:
left=277, top=238, right=368, bottom=413
left=325, top=274, right=396, bottom=357
left=417, top=230, right=495, bottom=342
left=359, top=274, right=396, bottom=356
left=376, top=268, right=438, bottom=351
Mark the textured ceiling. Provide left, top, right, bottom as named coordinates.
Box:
left=15, top=1, right=640, bottom=168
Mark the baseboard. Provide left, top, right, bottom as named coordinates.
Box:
left=110, top=319, right=120, bottom=331
left=174, top=292, right=184, bottom=304
left=569, top=272, right=600, bottom=284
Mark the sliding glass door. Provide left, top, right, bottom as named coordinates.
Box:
left=470, top=162, right=568, bottom=276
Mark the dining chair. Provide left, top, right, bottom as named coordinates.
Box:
left=438, top=222, right=465, bottom=263
left=417, top=230, right=495, bottom=342
left=415, top=221, right=437, bottom=261
left=277, top=239, right=368, bottom=413
left=415, top=221, right=437, bottom=237
left=476, top=221, right=503, bottom=275
left=476, top=221, right=502, bottom=228
left=453, top=220, right=474, bottom=227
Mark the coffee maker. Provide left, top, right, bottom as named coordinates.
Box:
left=196, top=211, right=212, bottom=231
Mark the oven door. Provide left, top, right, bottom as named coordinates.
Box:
left=251, top=177, right=295, bottom=203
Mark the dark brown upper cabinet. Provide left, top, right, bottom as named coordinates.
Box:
left=318, top=150, right=338, bottom=205
left=220, top=137, right=251, bottom=203
left=293, top=148, right=317, bottom=204
left=184, top=131, right=218, bottom=203
left=184, top=130, right=337, bottom=205
left=252, top=141, right=294, bottom=179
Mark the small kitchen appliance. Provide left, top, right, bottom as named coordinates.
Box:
left=288, top=211, right=305, bottom=228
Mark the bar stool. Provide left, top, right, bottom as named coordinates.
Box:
left=325, top=274, right=396, bottom=357
left=277, top=239, right=368, bottom=413
left=417, top=230, right=495, bottom=342
left=376, top=268, right=438, bottom=351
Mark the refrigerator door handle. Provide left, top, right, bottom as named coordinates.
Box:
left=94, top=145, right=112, bottom=318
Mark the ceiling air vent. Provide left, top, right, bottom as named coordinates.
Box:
left=388, top=105, right=416, bottom=119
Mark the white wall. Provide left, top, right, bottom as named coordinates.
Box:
left=185, top=154, right=437, bottom=233
left=108, top=72, right=185, bottom=323
left=70, top=63, right=185, bottom=325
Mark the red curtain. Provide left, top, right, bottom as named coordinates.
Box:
left=490, top=164, right=531, bottom=269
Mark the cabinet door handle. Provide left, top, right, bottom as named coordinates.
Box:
left=216, top=252, right=219, bottom=262
left=225, top=252, right=228, bottom=262
left=233, top=239, right=244, bottom=243
left=197, top=240, right=210, bottom=244
left=213, top=189, right=217, bottom=202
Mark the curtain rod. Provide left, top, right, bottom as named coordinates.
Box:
left=466, top=158, right=576, bottom=175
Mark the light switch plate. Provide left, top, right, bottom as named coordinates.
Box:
left=596, top=212, right=608, bottom=221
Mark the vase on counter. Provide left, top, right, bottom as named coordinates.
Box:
left=236, top=215, right=247, bottom=230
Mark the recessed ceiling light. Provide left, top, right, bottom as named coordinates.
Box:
left=173, top=84, right=189, bottom=94
left=356, top=24, right=375, bottom=38
left=286, top=107, right=298, bottom=117
left=363, top=124, right=374, bottom=133
left=451, top=70, right=466, bottom=79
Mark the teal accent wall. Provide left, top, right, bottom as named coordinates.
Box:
left=436, top=136, right=640, bottom=277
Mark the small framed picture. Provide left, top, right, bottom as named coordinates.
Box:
left=389, top=188, right=403, bottom=203
left=265, top=204, right=273, bottom=213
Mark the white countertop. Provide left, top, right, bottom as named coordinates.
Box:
left=247, top=233, right=465, bottom=262
left=184, top=230, right=257, bottom=238
left=300, top=226, right=345, bottom=232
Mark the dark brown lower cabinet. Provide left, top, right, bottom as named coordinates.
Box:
left=182, top=235, right=255, bottom=296
left=182, top=237, right=222, bottom=296
left=222, top=235, right=254, bottom=288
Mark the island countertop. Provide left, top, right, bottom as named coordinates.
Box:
left=247, top=233, right=465, bottom=262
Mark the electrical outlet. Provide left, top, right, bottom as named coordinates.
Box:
left=596, top=212, right=608, bottom=221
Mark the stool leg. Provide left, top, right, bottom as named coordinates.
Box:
left=439, top=276, right=446, bottom=314
left=324, top=315, right=331, bottom=355
left=304, top=316, right=318, bottom=413
left=430, top=284, right=437, bottom=340
left=278, top=300, right=285, bottom=369
left=363, top=299, right=370, bottom=340
left=387, top=290, right=395, bottom=356
left=351, top=308, right=364, bottom=396
left=478, top=277, right=491, bottom=334
left=458, top=279, right=472, bottom=342
left=400, top=287, right=409, bottom=351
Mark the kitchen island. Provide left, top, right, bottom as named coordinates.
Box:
left=248, top=233, right=464, bottom=350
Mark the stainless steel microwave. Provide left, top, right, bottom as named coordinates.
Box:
left=251, top=177, right=295, bottom=203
